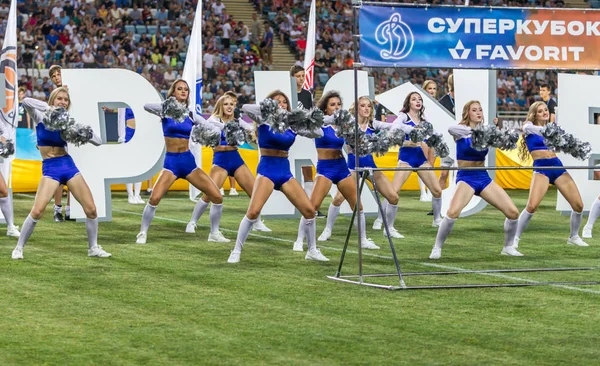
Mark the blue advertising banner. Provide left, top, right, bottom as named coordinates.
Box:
left=359, top=5, right=600, bottom=69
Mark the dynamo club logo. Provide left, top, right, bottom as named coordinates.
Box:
left=375, top=13, right=414, bottom=60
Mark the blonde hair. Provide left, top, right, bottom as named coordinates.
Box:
left=212, top=94, right=236, bottom=121
left=518, top=101, right=548, bottom=161
left=422, top=80, right=437, bottom=97
left=459, top=100, right=482, bottom=126
left=166, top=79, right=190, bottom=107
left=48, top=87, right=71, bottom=110
left=349, top=96, right=374, bottom=128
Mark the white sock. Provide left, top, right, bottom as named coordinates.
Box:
left=434, top=217, right=456, bottom=249
left=304, top=217, right=317, bottom=251
left=86, top=217, right=98, bottom=249
left=296, top=216, right=306, bottom=243
left=359, top=211, right=367, bottom=241
left=515, top=210, right=534, bottom=239
left=585, top=197, right=600, bottom=229
left=570, top=211, right=583, bottom=238
left=126, top=183, right=133, bottom=196
left=134, top=182, right=142, bottom=196
left=54, top=204, right=62, bottom=214
left=432, top=197, right=442, bottom=221
left=66, top=206, right=70, bottom=217
left=325, top=203, right=340, bottom=231
left=377, top=199, right=388, bottom=222
left=385, top=203, right=398, bottom=230
left=234, top=215, right=257, bottom=252
left=304, top=181, right=314, bottom=197
left=140, top=203, right=157, bottom=233
left=16, top=214, right=38, bottom=249
left=504, top=218, right=518, bottom=248
left=418, top=177, right=426, bottom=196
left=0, top=196, right=14, bottom=227
left=209, top=203, right=223, bottom=233
left=189, top=199, right=209, bottom=224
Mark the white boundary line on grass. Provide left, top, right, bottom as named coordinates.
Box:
left=111, top=207, right=600, bottom=295
left=15, top=194, right=599, bottom=294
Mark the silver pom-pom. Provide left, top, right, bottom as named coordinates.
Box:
left=470, top=124, right=495, bottom=151
left=425, top=132, right=450, bottom=158
left=408, top=121, right=433, bottom=143
left=541, top=124, right=591, bottom=160
left=223, top=120, right=249, bottom=146
left=43, top=107, right=76, bottom=131
left=161, top=97, right=189, bottom=123
left=333, top=110, right=355, bottom=140
left=60, top=124, right=94, bottom=146
left=361, top=131, right=391, bottom=157
left=286, top=107, right=324, bottom=133
left=0, top=139, right=15, bottom=158
left=491, top=128, right=519, bottom=151
left=260, top=98, right=280, bottom=121
left=190, top=125, right=221, bottom=147
left=266, top=108, right=290, bottom=134
left=387, top=128, right=405, bottom=148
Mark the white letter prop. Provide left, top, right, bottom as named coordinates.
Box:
left=376, top=69, right=497, bottom=217
left=253, top=70, right=377, bottom=217
left=63, top=69, right=165, bottom=221
left=555, top=73, right=600, bottom=214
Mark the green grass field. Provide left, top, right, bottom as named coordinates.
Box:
left=1, top=188, right=599, bottom=365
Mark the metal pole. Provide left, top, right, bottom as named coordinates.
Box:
left=369, top=168, right=406, bottom=288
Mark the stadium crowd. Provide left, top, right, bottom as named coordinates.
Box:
left=12, top=0, right=571, bottom=113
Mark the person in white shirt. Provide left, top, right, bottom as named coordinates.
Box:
left=211, top=0, right=225, bottom=16
left=52, top=2, right=64, bottom=18
left=163, top=67, right=177, bottom=83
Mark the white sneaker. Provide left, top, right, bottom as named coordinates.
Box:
left=305, top=248, right=329, bottom=261
left=219, top=188, right=225, bottom=195
left=567, top=236, right=589, bottom=247
left=429, top=247, right=442, bottom=259
left=136, top=232, right=147, bottom=244
left=318, top=227, right=331, bottom=241
left=513, top=237, right=520, bottom=249
left=11, top=246, right=23, bottom=260
left=252, top=220, right=272, bottom=232
left=293, top=240, right=304, bottom=252
left=88, top=245, right=112, bottom=258
left=229, top=188, right=239, bottom=196
left=135, top=195, right=145, bottom=204
left=186, top=222, right=196, bottom=233
left=432, top=218, right=443, bottom=228
left=208, top=231, right=231, bottom=242
left=361, top=238, right=380, bottom=250
left=128, top=195, right=136, bottom=204
left=227, top=250, right=241, bottom=263
left=384, top=227, right=405, bottom=239
left=372, top=218, right=382, bottom=230
left=582, top=226, right=593, bottom=239
left=6, top=225, right=20, bottom=237
left=501, top=246, right=524, bottom=256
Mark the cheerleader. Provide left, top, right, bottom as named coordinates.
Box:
left=514, top=101, right=588, bottom=247
left=186, top=92, right=271, bottom=233
left=136, top=79, right=228, bottom=244
left=429, top=100, right=521, bottom=259
left=583, top=194, right=600, bottom=239
left=227, top=90, right=328, bottom=263
left=391, top=92, right=444, bottom=228
left=302, top=96, right=399, bottom=250
left=14, top=88, right=111, bottom=259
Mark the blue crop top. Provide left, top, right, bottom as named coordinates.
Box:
left=125, top=108, right=135, bottom=121
left=315, top=125, right=345, bottom=149
left=456, top=137, right=488, bottom=161
left=162, top=116, right=193, bottom=139
left=258, top=124, right=296, bottom=151
left=524, top=134, right=548, bottom=152
left=403, top=119, right=416, bottom=141
left=37, top=122, right=67, bottom=147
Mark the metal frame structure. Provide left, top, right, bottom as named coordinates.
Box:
left=328, top=2, right=600, bottom=290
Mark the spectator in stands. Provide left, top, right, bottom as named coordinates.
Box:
left=438, top=74, right=455, bottom=116
left=18, top=87, right=32, bottom=129
left=251, top=13, right=262, bottom=45
left=261, top=21, right=273, bottom=66
left=212, top=0, right=226, bottom=16
left=221, top=18, right=232, bottom=50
